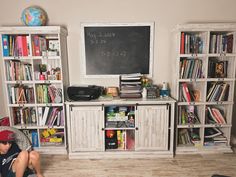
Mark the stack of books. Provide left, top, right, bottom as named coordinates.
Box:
left=206, top=106, right=226, bottom=124
left=206, top=82, right=229, bottom=102
left=119, top=73, right=142, bottom=98
left=204, top=127, right=227, bottom=146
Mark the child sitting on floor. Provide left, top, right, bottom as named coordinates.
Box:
left=0, top=130, right=44, bottom=177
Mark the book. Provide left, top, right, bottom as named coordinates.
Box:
left=38, top=107, right=43, bottom=125
left=219, top=83, right=229, bottom=101
left=31, top=131, right=39, bottom=147
left=120, top=73, right=142, bottom=78
left=120, top=93, right=142, bottom=98
left=41, top=107, right=50, bottom=126
left=207, top=107, right=219, bottom=123
left=182, top=83, right=191, bottom=102
left=180, top=32, right=185, bottom=54
left=33, top=35, right=40, bottom=56
left=204, top=127, right=222, bottom=138
left=226, top=33, right=233, bottom=53
left=2, top=34, right=9, bottom=56
left=211, top=108, right=226, bottom=124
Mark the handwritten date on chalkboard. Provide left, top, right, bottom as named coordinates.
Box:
left=83, top=25, right=152, bottom=75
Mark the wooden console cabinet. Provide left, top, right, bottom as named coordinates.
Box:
left=66, top=97, right=175, bottom=159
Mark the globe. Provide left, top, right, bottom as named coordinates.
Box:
left=21, top=6, right=47, bottom=26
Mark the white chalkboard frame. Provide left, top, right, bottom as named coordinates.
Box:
left=81, top=22, right=154, bottom=78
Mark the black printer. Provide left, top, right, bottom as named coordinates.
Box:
left=67, top=85, right=103, bottom=101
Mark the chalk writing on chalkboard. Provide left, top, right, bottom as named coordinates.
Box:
left=81, top=23, right=154, bottom=77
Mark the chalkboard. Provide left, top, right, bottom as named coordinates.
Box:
left=81, top=23, right=154, bottom=77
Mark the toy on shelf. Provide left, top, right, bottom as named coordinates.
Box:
left=160, top=82, right=170, bottom=98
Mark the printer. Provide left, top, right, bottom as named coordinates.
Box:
left=67, top=85, right=103, bottom=101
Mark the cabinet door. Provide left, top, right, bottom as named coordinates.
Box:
left=70, top=106, right=104, bottom=152
left=136, top=105, right=169, bottom=150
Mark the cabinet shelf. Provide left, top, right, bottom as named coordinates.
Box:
left=104, top=127, right=136, bottom=130
left=0, top=26, right=69, bottom=154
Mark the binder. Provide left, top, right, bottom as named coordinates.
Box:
left=2, top=35, right=9, bottom=56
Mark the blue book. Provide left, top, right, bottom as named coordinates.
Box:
left=2, top=35, right=9, bottom=56
left=31, top=131, right=39, bottom=147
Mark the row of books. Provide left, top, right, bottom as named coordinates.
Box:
left=180, top=32, right=203, bottom=54
left=179, top=58, right=203, bottom=79
left=5, top=60, right=32, bottom=81
left=206, top=82, right=229, bottom=102
left=1, top=34, right=60, bottom=57
left=178, top=127, right=227, bottom=146
left=8, top=85, right=34, bottom=104
left=105, top=130, right=135, bottom=150
left=119, top=73, right=142, bottom=98
left=208, top=59, right=228, bottom=78
left=180, top=83, right=199, bottom=102
left=179, top=105, right=227, bottom=125
left=180, top=82, right=230, bottom=103
left=13, top=107, right=37, bottom=126
left=36, top=84, right=62, bottom=104
left=31, top=35, right=60, bottom=57
left=2, top=35, right=30, bottom=57
left=209, top=33, right=233, bottom=54
left=38, top=107, right=64, bottom=127
left=178, top=128, right=200, bottom=145
left=206, top=107, right=226, bottom=124
left=178, top=106, right=200, bottom=125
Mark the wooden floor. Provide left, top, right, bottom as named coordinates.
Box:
left=41, top=151, right=236, bottom=177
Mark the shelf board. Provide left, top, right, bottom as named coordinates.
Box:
left=178, top=78, right=206, bottom=82
left=177, top=124, right=202, bottom=128
left=6, top=81, right=34, bottom=84
left=104, top=127, right=135, bottom=130
left=34, top=80, right=63, bottom=84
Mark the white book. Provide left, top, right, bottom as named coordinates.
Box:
left=11, top=86, right=16, bottom=104
left=26, top=35, right=31, bottom=56
left=121, top=73, right=142, bottom=79
left=57, top=111, right=61, bottom=126
left=41, top=107, right=50, bottom=126
left=38, top=107, right=43, bottom=126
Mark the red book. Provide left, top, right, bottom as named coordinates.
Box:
left=22, top=36, right=28, bottom=56
left=212, top=108, right=226, bottom=124
left=180, top=32, right=185, bottom=54
left=16, top=36, right=23, bottom=56
left=182, top=83, right=191, bottom=102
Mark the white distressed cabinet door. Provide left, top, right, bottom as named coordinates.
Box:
left=70, top=106, right=104, bottom=152
left=136, top=105, right=169, bottom=150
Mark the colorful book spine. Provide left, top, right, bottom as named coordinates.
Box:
left=180, top=32, right=185, bottom=54
left=2, top=35, right=9, bottom=56
left=31, top=131, right=39, bottom=147
left=33, top=35, right=40, bottom=56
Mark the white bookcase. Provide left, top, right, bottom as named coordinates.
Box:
left=172, top=23, right=236, bottom=153
left=66, top=98, right=175, bottom=159
left=0, top=26, right=69, bottom=154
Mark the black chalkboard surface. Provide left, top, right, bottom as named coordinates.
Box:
left=82, top=23, right=154, bottom=77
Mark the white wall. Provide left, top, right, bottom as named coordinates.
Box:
left=0, top=0, right=236, bottom=135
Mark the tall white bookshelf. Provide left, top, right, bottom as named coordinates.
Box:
left=0, top=26, right=69, bottom=154
left=172, top=23, right=236, bottom=153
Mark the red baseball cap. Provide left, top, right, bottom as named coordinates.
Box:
left=0, top=130, right=15, bottom=142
